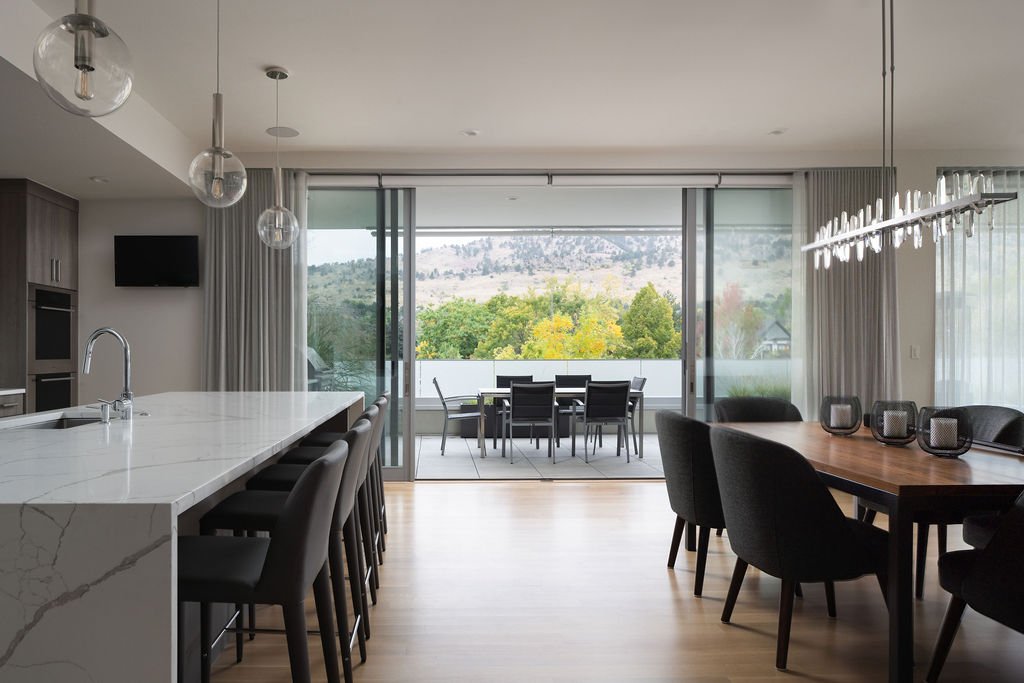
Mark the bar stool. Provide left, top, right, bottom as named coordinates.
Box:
left=302, top=394, right=390, bottom=560
left=252, top=406, right=379, bottom=632
left=178, top=445, right=347, bottom=683
left=200, top=424, right=372, bottom=683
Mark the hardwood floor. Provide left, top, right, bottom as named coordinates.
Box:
left=211, top=481, right=1024, bottom=682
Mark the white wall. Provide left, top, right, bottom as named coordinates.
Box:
left=77, top=199, right=205, bottom=402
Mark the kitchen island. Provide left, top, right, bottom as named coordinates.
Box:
left=0, top=391, right=363, bottom=683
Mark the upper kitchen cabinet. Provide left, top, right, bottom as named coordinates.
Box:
left=22, top=184, right=79, bottom=289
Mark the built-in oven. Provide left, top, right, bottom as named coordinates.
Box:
left=28, top=284, right=77, bottom=374
left=26, top=373, right=78, bottom=413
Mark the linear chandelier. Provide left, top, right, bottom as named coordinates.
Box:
left=801, top=0, right=1017, bottom=269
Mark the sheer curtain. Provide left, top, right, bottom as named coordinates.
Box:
left=936, top=168, right=1024, bottom=408
left=202, top=169, right=308, bottom=391
left=792, top=168, right=901, bottom=419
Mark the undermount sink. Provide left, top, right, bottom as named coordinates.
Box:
left=16, top=416, right=103, bottom=430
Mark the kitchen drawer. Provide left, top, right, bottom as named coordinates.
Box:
left=0, top=395, right=25, bottom=417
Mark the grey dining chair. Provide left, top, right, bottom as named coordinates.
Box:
left=656, top=411, right=725, bottom=596
left=710, top=426, right=888, bottom=671
left=432, top=377, right=481, bottom=455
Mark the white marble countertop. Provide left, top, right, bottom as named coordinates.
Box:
left=0, top=391, right=362, bottom=512
left=0, top=389, right=25, bottom=396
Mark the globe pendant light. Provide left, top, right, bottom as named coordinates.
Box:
left=33, top=0, right=133, bottom=117
left=257, top=68, right=299, bottom=250
left=188, top=0, right=246, bottom=208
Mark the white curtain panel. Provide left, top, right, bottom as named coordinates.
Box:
left=202, top=168, right=307, bottom=391
left=936, top=169, right=1024, bottom=408
left=793, top=168, right=901, bottom=419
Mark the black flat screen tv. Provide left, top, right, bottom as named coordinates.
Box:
left=114, top=235, right=200, bottom=287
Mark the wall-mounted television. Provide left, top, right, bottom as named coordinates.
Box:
left=114, top=235, right=200, bottom=287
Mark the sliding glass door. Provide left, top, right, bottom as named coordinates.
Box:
left=306, top=186, right=415, bottom=480
left=696, top=187, right=795, bottom=420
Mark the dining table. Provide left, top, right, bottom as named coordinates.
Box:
left=721, top=421, right=1024, bottom=683
left=476, top=387, right=645, bottom=459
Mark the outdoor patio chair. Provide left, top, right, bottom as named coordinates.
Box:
left=572, top=381, right=632, bottom=463
left=432, top=377, right=481, bottom=456
left=495, top=375, right=534, bottom=448
left=502, top=382, right=556, bottom=464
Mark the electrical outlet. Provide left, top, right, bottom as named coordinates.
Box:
left=909, top=344, right=921, bottom=360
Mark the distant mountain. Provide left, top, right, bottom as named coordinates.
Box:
left=308, top=232, right=791, bottom=308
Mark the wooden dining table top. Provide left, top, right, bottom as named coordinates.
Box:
left=721, top=421, right=1024, bottom=498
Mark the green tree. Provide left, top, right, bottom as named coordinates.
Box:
left=621, top=283, right=681, bottom=358
left=416, top=298, right=491, bottom=359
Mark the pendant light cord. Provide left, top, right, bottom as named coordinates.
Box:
left=275, top=76, right=280, bottom=167
left=881, top=0, right=886, bottom=209
left=216, top=0, right=221, bottom=94
left=889, top=0, right=895, bottom=199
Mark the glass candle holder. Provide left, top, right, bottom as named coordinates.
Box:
left=869, top=400, right=918, bottom=446
left=819, top=396, right=862, bottom=436
left=917, top=407, right=973, bottom=458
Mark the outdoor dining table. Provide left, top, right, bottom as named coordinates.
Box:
left=476, top=386, right=645, bottom=459
left=722, top=421, right=1024, bottom=683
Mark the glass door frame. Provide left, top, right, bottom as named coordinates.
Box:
left=304, top=178, right=417, bottom=481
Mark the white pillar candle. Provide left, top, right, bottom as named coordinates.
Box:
left=882, top=410, right=907, bottom=438
left=930, top=417, right=959, bottom=449
left=830, top=404, right=854, bottom=428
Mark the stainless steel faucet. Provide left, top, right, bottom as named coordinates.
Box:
left=83, top=327, right=133, bottom=420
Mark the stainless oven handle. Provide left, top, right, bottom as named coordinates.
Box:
left=0, top=403, right=19, bottom=408
left=36, top=305, right=74, bottom=313
left=38, top=376, right=73, bottom=383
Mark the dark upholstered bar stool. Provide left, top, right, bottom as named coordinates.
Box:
left=709, top=427, right=888, bottom=671
left=655, top=411, right=725, bottom=596
left=201, top=424, right=372, bottom=683
left=300, top=394, right=389, bottom=560
left=179, top=446, right=347, bottom=683
left=250, top=406, right=379, bottom=636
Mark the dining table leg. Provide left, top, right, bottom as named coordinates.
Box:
left=887, top=499, right=915, bottom=683
left=479, top=399, right=487, bottom=458
left=638, top=393, right=644, bottom=459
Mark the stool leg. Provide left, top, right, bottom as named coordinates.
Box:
left=232, top=530, right=245, bottom=662
left=313, top=564, right=342, bottom=683
left=375, top=457, right=388, bottom=535
left=200, top=602, right=211, bottom=683
left=344, top=516, right=370, bottom=650
left=328, top=534, right=355, bottom=683
left=282, top=601, right=312, bottom=683
left=358, top=486, right=380, bottom=594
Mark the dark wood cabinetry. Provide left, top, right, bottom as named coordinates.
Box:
left=0, top=180, right=79, bottom=412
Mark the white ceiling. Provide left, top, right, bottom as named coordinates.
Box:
left=28, top=0, right=1024, bottom=154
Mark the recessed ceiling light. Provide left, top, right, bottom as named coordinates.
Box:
left=266, top=126, right=300, bottom=138
left=507, top=196, right=519, bottom=201
left=768, top=128, right=787, bottom=136
left=461, top=129, right=481, bottom=137
left=89, top=176, right=110, bottom=183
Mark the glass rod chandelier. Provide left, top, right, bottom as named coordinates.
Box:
left=801, top=0, right=1017, bottom=269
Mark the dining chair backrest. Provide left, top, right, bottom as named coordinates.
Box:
left=497, top=375, right=533, bottom=389
left=709, top=426, right=874, bottom=582
left=958, top=405, right=1024, bottom=445
left=257, top=442, right=348, bottom=604
left=583, top=381, right=631, bottom=420
left=961, top=491, right=1024, bottom=632
left=432, top=377, right=447, bottom=402
left=334, top=418, right=373, bottom=526
left=630, top=376, right=647, bottom=391
left=509, top=382, right=555, bottom=420
left=555, top=374, right=591, bottom=388
left=656, top=411, right=725, bottom=529
left=713, top=397, right=802, bottom=423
